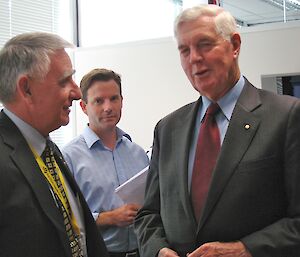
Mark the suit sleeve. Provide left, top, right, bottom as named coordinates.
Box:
left=135, top=122, right=170, bottom=257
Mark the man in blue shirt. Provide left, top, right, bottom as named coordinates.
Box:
left=62, top=68, right=149, bottom=257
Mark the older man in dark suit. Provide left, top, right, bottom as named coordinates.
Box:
left=135, top=4, right=300, bottom=257
left=0, top=32, right=108, bottom=257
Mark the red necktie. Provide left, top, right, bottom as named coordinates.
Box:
left=191, top=103, right=220, bottom=222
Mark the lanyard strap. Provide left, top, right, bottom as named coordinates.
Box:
left=30, top=145, right=80, bottom=234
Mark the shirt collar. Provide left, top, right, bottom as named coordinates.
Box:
left=200, top=75, right=245, bottom=121
left=83, top=125, right=130, bottom=149
left=3, top=108, right=47, bottom=155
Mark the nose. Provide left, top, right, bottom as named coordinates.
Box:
left=189, top=47, right=203, bottom=64
left=70, top=80, right=82, bottom=100
left=103, top=100, right=113, bottom=112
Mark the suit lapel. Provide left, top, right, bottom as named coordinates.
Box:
left=171, top=98, right=202, bottom=229
left=11, top=144, right=68, bottom=231
left=1, top=113, right=71, bottom=256
left=197, top=81, right=262, bottom=232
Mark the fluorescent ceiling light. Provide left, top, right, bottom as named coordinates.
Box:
left=262, top=0, right=300, bottom=10
left=289, top=0, right=300, bottom=5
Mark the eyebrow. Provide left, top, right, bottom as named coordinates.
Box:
left=59, top=69, right=76, bottom=83
left=66, top=69, right=76, bottom=78
left=177, top=44, right=187, bottom=51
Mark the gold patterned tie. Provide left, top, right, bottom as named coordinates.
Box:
left=43, top=140, right=83, bottom=257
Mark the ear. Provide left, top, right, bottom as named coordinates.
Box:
left=80, top=100, right=88, bottom=115
left=231, top=33, right=241, bottom=59
left=17, top=75, right=32, bottom=100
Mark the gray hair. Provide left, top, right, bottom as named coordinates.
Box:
left=174, top=4, right=237, bottom=41
left=0, top=32, right=74, bottom=103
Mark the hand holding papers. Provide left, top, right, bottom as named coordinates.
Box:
left=115, top=166, right=149, bottom=205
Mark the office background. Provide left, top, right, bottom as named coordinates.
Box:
left=1, top=0, right=300, bottom=149
left=73, top=21, right=300, bottom=149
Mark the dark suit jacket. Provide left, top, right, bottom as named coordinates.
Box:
left=0, top=111, right=108, bottom=257
left=135, top=79, right=300, bottom=257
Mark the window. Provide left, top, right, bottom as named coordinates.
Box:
left=78, top=0, right=300, bottom=48
left=0, top=0, right=75, bottom=148
left=78, top=0, right=177, bottom=47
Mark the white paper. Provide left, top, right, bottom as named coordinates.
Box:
left=115, top=166, right=149, bottom=205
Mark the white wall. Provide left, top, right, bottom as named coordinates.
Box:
left=239, top=21, right=300, bottom=88
left=73, top=38, right=197, bottom=149
left=73, top=21, right=300, bottom=149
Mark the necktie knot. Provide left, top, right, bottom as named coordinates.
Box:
left=46, top=139, right=54, bottom=151
left=206, top=103, right=220, bottom=117
left=42, top=139, right=54, bottom=162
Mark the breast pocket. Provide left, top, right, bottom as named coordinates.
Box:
left=237, top=156, right=280, bottom=174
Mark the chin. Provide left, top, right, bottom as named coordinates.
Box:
left=195, top=81, right=216, bottom=93
left=60, top=117, right=70, bottom=126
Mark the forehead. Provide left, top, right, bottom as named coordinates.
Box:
left=176, top=16, right=217, bottom=42
left=50, top=49, right=71, bottom=66
left=87, top=79, right=120, bottom=96
left=48, top=49, right=73, bottom=76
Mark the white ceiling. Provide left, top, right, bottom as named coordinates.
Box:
left=222, top=0, right=300, bottom=26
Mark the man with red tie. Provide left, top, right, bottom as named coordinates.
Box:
left=135, top=4, right=300, bottom=257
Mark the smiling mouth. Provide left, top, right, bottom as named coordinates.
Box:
left=194, top=70, right=209, bottom=77
left=63, top=106, right=71, bottom=112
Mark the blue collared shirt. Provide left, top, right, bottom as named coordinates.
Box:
left=188, top=75, right=245, bottom=191
left=62, top=126, right=149, bottom=252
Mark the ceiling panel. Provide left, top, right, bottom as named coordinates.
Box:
left=222, top=0, right=300, bottom=26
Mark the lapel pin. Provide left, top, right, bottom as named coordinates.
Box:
left=244, top=124, right=250, bottom=130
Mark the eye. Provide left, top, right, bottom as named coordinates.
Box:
left=59, top=76, right=72, bottom=87
left=94, top=98, right=103, bottom=105
left=111, top=95, right=120, bottom=101
left=197, top=41, right=215, bottom=52
left=179, top=47, right=190, bottom=57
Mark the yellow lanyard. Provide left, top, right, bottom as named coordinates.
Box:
left=30, top=145, right=80, bottom=234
